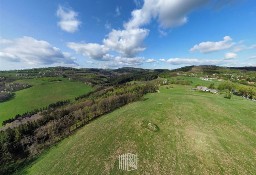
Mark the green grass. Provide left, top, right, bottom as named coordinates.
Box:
left=18, top=84, right=256, bottom=175
left=167, top=76, right=221, bottom=87
left=0, top=78, right=92, bottom=126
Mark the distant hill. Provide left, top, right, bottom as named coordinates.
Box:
left=228, top=67, right=256, bottom=71
left=1, top=65, right=255, bottom=74
left=171, top=65, right=256, bottom=73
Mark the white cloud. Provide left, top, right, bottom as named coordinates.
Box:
left=232, top=44, right=246, bottom=52
left=104, top=21, right=112, bottom=30
left=68, top=28, right=149, bottom=61
left=165, top=58, right=200, bottom=65
left=66, top=41, right=147, bottom=67
left=0, top=37, right=76, bottom=66
left=158, top=29, right=168, bottom=37
left=103, top=28, right=149, bottom=57
left=190, top=36, right=234, bottom=53
left=96, top=55, right=145, bottom=68
left=125, top=0, right=207, bottom=29
left=249, top=55, right=256, bottom=59
left=67, top=0, right=215, bottom=68
left=67, top=40, right=149, bottom=67
left=0, top=38, right=13, bottom=45
left=145, top=58, right=156, bottom=63
left=160, top=57, right=232, bottom=65
left=114, top=56, right=144, bottom=66
left=57, top=6, right=81, bottom=33
left=134, top=0, right=142, bottom=7
left=249, top=44, right=256, bottom=49
left=225, top=52, right=237, bottom=59
left=115, top=7, right=121, bottom=16
left=232, top=43, right=256, bottom=52
left=67, top=42, right=109, bottom=60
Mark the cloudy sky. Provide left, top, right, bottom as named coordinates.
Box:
left=0, top=0, right=256, bottom=70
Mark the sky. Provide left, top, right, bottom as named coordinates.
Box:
left=0, top=0, right=256, bottom=70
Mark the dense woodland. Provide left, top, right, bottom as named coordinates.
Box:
left=0, top=66, right=255, bottom=174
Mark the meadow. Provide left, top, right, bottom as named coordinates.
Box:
left=0, top=78, right=92, bottom=126
left=18, top=84, right=256, bottom=175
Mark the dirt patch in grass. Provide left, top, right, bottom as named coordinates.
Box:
left=141, top=120, right=160, bottom=132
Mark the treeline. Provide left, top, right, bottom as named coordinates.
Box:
left=4, top=83, right=32, bottom=92
left=110, top=72, right=158, bottom=85
left=0, top=82, right=31, bottom=92
left=74, top=86, right=105, bottom=101
left=0, top=82, right=32, bottom=103
left=2, top=100, right=70, bottom=126
left=0, top=82, right=157, bottom=175
left=0, top=92, right=14, bottom=102
left=218, top=81, right=256, bottom=99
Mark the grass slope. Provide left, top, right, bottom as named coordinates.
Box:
left=0, top=78, right=92, bottom=126
left=19, top=85, right=256, bottom=175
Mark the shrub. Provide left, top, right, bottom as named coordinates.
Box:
left=208, top=83, right=215, bottom=89
left=218, top=81, right=234, bottom=91
left=0, top=92, right=14, bottom=102
left=224, top=90, right=232, bottom=99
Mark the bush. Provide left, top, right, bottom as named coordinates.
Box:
left=208, top=83, right=215, bottom=89
left=224, top=91, right=232, bottom=99
left=0, top=92, right=14, bottom=102
left=218, top=81, right=234, bottom=91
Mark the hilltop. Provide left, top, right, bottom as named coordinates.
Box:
left=18, top=84, right=256, bottom=175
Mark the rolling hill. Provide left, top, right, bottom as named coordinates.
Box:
left=18, top=84, right=256, bottom=175
left=0, top=78, right=92, bottom=126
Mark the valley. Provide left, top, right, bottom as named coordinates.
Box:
left=0, top=66, right=255, bottom=175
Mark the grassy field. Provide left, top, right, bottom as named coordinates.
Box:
left=0, top=78, right=92, bottom=126
left=167, top=76, right=221, bottom=87
left=18, top=84, right=256, bottom=175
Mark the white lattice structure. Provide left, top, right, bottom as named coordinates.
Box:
left=118, top=153, right=138, bottom=171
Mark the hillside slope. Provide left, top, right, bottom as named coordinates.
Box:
left=19, top=85, right=256, bottom=175
left=0, top=78, right=92, bottom=126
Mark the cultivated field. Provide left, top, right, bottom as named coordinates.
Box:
left=19, top=84, right=256, bottom=175
left=0, top=78, right=92, bottom=126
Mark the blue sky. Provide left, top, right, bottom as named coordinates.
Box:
left=0, top=0, right=256, bottom=70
